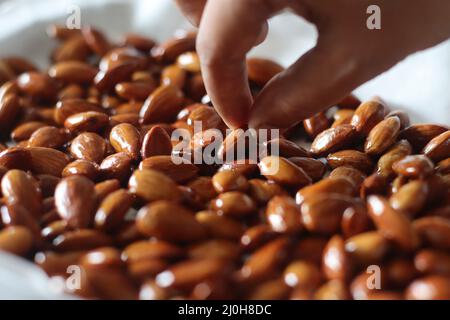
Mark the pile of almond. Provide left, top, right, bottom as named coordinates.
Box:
left=0, top=25, right=449, bottom=300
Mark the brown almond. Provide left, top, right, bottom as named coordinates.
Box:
left=211, top=191, right=256, bottom=217
left=266, top=138, right=310, bottom=158
left=329, top=166, right=366, bottom=189
left=0, top=226, right=34, bottom=256
left=70, top=132, right=106, bottom=164
left=110, top=123, right=141, bottom=159
left=436, top=158, right=450, bottom=174
left=139, top=155, right=198, bottom=183
left=11, top=121, right=48, bottom=141
left=82, top=26, right=111, bottom=56
left=341, top=203, right=370, bottom=238
left=248, top=179, right=286, bottom=204
left=303, top=111, right=331, bottom=138
left=48, top=61, right=98, bottom=84
left=389, top=180, right=428, bottom=217
left=400, top=124, right=448, bottom=151
left=310, top=124, right=357, bottom=157
left=188, top=239, right=240, bottom=261
left=364, top=116, right=401, bottom=155
left=53, top=229, right=112, bottom=252
left=153, top=34, right=196, bottom=62
left=413, top=217, right=450, bottom=250
left=322, top=235, right=351, bottom=281
left=367, top=195, right=418, bottom=251
left=345, top=231, right=389, bottom=265
left=415, top=249, right=450, bottom=275
left=392, top=154, right=434, bottom=178
left=140, top=84, right=184, bottom=124
left=238, top=237, right=290, bottom=285
left=95, top=61, right=137, bottom=92
left=54, top=99, right=105, bottom=125
left=259, top=156, right=312, bottom=187
left=17, top=72, right=57, bottom=99
left=376, top=140, right=412, bottom=178
left=115, top=81, right=155, bottom=101
left=288, top=157, right=326, bottom=182
left=161, top=64, right=186, bottom=88
left=1, top=147, right=33, bottom=171
left=314, top=280, right=351, bottom=300
left=176, top=51, right=200, bottom=73
left=350, top=99, right=386, bottom=135
left=52, top=35, right=90, bottom=62
left=212, top=171, right=249, bottom=193
left=28, top=126, right=68, bottom=149
left=99, top=152, right=133, bottom=182
left=128, top=169, right=182, bottom=202
left=64, top=111, right=109, bottom=133
left=300, top=194, right=357, bottom=235
left=360, top=173, right=388, bottom=199
left=296, top=177, right=356, bottom=205
left=80, top=247, right=122, bottom=269
left=195, top=211, right=244, bottom=240
left=186, top=104, right=223, bottom=131
left=422, top=130, right=450, bottom=162
left=1, top=169, right=42, bottom=217
left=54, top=175, right=97, bottom=228
left=283, top=260, right=322, bottom=289
left=386, top=110, right=410, bottom=129
left=94, top=189, right=133, bottom=231
left=95, top=179, right=120, bottom=202
left=141, top=126, right=172, bottom=159
left=0, top=94, right=20, bottom=130
left=34, top=250, right=84, bottom=276
left=327, top=150, right=373, bottom=173
left=265, top=195, right=302, bottom=234
left=246, top=58, right=284, bottom=86
left=136, top=200, right=206, bottom=242
left=122, top=240, right=183, bottom=263
left=405, top=276, right=450, bottom=300
left=62, top=159, right=99, bottom=180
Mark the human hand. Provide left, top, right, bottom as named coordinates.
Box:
left=175, top=0, right=450, bottom=129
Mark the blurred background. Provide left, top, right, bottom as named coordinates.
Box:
left=0, top=0, right=449, bottom=299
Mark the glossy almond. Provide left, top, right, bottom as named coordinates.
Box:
left=110, top=123, right=141, bottom=159
left=122, top=240, right=183, bottom=263
left=0, top=147, right=32, bottom=171
left=62, top=159, right=99, bottom=180
left=322, top=235, right=351, bottom=281
left=128, top=169, right=182, bottom=202
left=28, top=126, right=68, bottom=149
left=0, top=226, right=34, bottom=256
left=141, top=126, right=172, bottom=158
left=248, top=179, right=286, bottom=204
left=211, top=191, right=256, bottom=217
left=54, top=99, right=105, bottom=125
left=48, top=61, right=98, bottom=84
left=212, top=171, right=248, bottom=193
left=329, top=166, right=366, bottom=188
left=195, top=211, right=244, bottom=240
left=140, top=84, right=184, bottom=124
left=296, top=177, right=356, bottom=204
left=400, top=124, right=448, bottom=151
left=310, top=124, right=357, bottom=157
left=367, top=195, right=418, bottom=251
left=413, top=217, right=450, bottom=250
left=136, top=200, right=206, bottom=242
left=283, top=260, right=322, bottom=289
left=176, top=51, right=200, bottom=73
left=161, top=65, right=186, bottom=88
left=364, top=116, right=401, bottom=155
left=422, top=130, right=450, bottom=162
left=95, top=61, right=137, bottom=92
left=259, top=156, right=312, bottom=187
left=64, top=111, right=109, bottom=133
left=287, top=157, right=326, bottom=181
left=265, top=195, right=302, bottom=234
left=389, top=180, right=428, bottom=217
left=376, top=140, right=412, bottom=178
left=350, top=99, right=386, bottom=135
left=54, top=175, right=97, bottom=228
left=405, top=276, right=450, bottom=300
left=414, top=249, right=450, bottom=275
left=266, top=138, right=310, bottom=158
left=345, top=231, right=389, bottom=265
left=327, top=150, right=373, bottom=173
left=392, top=155, right=434, bottom=178
left=94, top=189, right=133, bottom=231
left=52, top=229, right=112, bottom=252
left=17, top=72, right=57, bottom=99
left=70, top=132, right=106, bottom=164
left=115, top=81, right=155, bottom=101
left=303, top=112, right=331, bottom=138
left=1, top=169, right=42, bottom=217
left=11, top=121, right=48, bottom=141
left=0, top=94, right=20, bottom=129
left=246, top=58, right=284, bottom=86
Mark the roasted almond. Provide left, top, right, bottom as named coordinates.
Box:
left=136, top=200, right=206, bottom=242
left=1, top=169, right=42, bottom=217
left=94, top=189, right=133, bottom=232
left=54, top=175, right=97, bottom=228
left=322, top=235, right=351, bottom=281
left=0, top=226, right=34, bottom=256
left=17, top=72, right=57, bottom=99
left=128, top=169, right=182, bottom=202
left=400, top=124, right=448, bottom=151
left=364, top=116, right=401, bottom=155
left=28, top=126, right=68, bottom=149
left=140, top=84, right=184, bottom=124
left=392, top=155, right=434, bottom=178
left=310, top=124, right=357, bottom=157
left=376, top=140, right=412, bottom=178
left=303, top=111, right=331, bottom=138
left=389, top=180, right=428, bottom=218
left=141, top=126, right=172, bottom=159
left=413, top=217, right=450, bottom=250
left=259, top=156, right=312, bottom=187
left=350, top=99, right=386, bottom=136
left=54, top=99, right=105, bottom=125
left=211, top=191, right=256, bottom=217
left=48, top=61, right=98, bottom=84
left=296, top=177, right=356, bottom=204
left=422, top=130, right=450, bottom=162
left=327, top=150, right=373, bottom=173
left=110, top=123, right=141, bottom=159
left=115, top=81, right=155, bottom=101
left=246, top=58, right=284, bottom=86
left=62, top=159, right=99, bottom=180
left=265, top=195, right=302, bottom=234
left=70, top=132, right=106, bottom=164
left=100, top=152, right=133, bottom=182
left=367, top=195, right=418, bottom=251
left=64, top=111, right=109, bottom=133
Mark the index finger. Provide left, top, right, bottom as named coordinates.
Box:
left=196, top=0, right=285, bottom=128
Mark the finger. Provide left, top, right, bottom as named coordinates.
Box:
left=197, top=0, right=286, bottom=129
left=174, top=0, right=207, bottom=26
left=248, top=39, right=371, bottom=129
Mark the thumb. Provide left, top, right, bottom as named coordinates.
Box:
left=248, top=40, right=368, bottom=129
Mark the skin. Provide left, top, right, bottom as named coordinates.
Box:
left=175, top=0, right=450, bottom=129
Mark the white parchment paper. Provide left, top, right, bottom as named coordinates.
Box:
left=0, top=0, right=449, bottom=299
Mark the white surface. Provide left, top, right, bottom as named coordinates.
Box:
left=0, top=0, right=449, bottom=299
